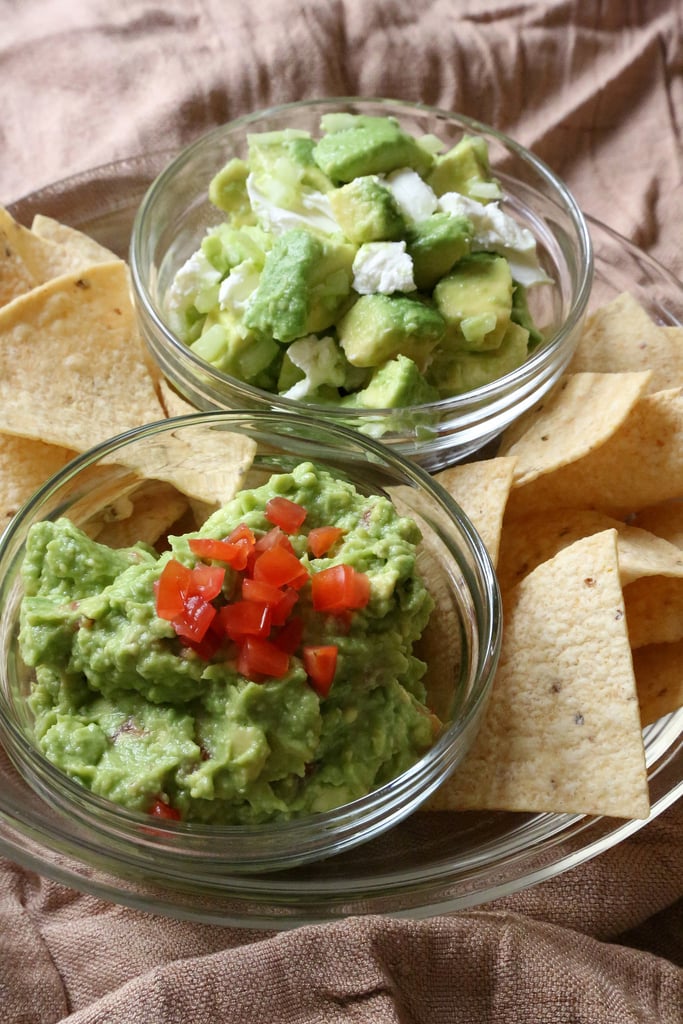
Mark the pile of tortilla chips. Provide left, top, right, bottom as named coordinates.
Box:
left=1, top=204, right=682, bottom=825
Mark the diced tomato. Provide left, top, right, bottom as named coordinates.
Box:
left=273, top=615, right=304, bottom=654
left=149, top=798, right=181, bottom=821
left=227, top=523, right=255, bottom=546
left=303, top=645, right=338, bottom=697
left=271, top=586, right=299, bottom=626
left=155, top=559, right=193, bottom=621
left=237, top=636, right=290, bottom=680
left=311, top=563, right=371, bottom=613
left=188, top=536, right=250, bottom=570
left=307, top=526, right=344, bottom=558
left=265, top=496, right=307, bottom=533
left=241, top=577, right=284, bottom=607
left=218, top=600, right=272, bottom=641
left=254, top=527, right=296, bottom=556
left=190, top=563, right=225, bottom=601
left=253, top=545, right=309, bottom=589
left=171, top=593, right=216, bottom=643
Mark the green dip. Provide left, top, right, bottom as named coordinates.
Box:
left=18, top=462, right=439, bottom=824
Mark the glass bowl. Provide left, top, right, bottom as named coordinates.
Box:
left=0, top=411, right=501, bottom=874
left=129, top=98, right=593, bottom=471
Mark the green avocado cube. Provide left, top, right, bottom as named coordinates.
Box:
left=337, top=293, right=446, bottom=370
left=208, top=158, right=255, bottom=225
left=247, top=128, right=334, bottom=201
left=244, top=229, right=354, bottom=343
left=426, top=320, right=529, bottom=396
left=405, top=212, right=473, bottom=290
left=328, top=176, right=406, bottom=243
left=191, top=318, right=281, bottom=389
left=433, top=252, right=512, bottom=351
left=426, top=135, right=502, bottom=201
left=511, top=281, right=545, bottom=350
left=313, top=115, right=434, bottom=183
left=349, top=354, right=440, bottom=408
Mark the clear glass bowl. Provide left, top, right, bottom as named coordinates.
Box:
left=0, top=412, right=501, bottom=874
left=3, top=156, right=680, bottom=928
left=129, top=98, right=593, bottom=470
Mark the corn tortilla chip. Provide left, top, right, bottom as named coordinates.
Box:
left=569, top=292, right=683, bottom=392
left=631, top=500, right=683, bottom=549
left=632, top=641, right=683, bottom=726
left=91, top=480, right=189, bottom=548
left=504, top=387, right=683, bottom=518
left=497, top=508, right=683, bottom=593
left=1, top=433, right=77, bottom=531
left=31, top=213, right=118, bottom=264
left=0, top=260, right=165, bottom=450
left=624, top=575, right=683, bottom=648
left=158, top=379, right=198, bottom=418
left=435, top=456, right=517, bottom=568
left=498, top=371, right=651, bottom=487
left=427, top=530, right=650, bottom=819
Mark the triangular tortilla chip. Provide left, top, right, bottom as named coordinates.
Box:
left=427, top=530, right=650, bottom=819
left=31, top=213, right=118, bottom=263
left=1, top=432, right=77, bottom=530
left=632, top=641, right=683, bottom=725
left=435, top=456, right=517, bottom=568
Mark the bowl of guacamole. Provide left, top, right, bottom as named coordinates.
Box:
left=0, top=411, right=501, bottom=872
left=130, top=98, right=593, bottom=470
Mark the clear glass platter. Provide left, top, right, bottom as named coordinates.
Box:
left=3, top=154, right=682, bottom=929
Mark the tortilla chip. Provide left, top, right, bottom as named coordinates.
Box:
left=631, top=500, right=683, bottom=549
left=158, top=379, right=198, bottom=418
left=497, top=508, right=683, bottom=593
left=498, top=371, right=651, bottom=487
left=569, top=292, right=683, bottom=391
left=91, top=480, right=189, bottom=548
left=31, top=213, right=117, bottom=263
left=0, top=433, right=77, bottom=530
left=504, top=387, right=683, bottom=519
left=632, top=641, right=683, bottom=726
left=435, top=456, right=517, bottom=568
left=0, top=260, right=165, bottom=450
left=624, top=575, right=683, bottom=648
left=427, top=530, right=650, bottom=819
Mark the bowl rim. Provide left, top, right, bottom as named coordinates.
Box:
left=129, top=95, right=594, bottom=419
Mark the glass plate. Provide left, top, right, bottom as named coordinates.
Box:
left=3, top=154, right=682, bottom=929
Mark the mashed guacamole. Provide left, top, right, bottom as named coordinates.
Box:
left=19, top=462, right=439, bottom=824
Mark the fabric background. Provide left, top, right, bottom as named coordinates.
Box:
left=1, top=1, right=681, bottom=1021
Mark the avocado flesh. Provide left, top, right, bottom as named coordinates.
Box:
left=426, top=320, right=529, bottom=396
left=313, top=115, right=434, bottom=183
left=427, top=134, right=502, bottom=200
left=406, top=212, right=473, bottom=290
left=328, top=175, right=406, bottom=243
left=337, top=293, right=446, bottom=370
left=433, top=252, right=513, bottom=351
left=345, top=354, right=440, bottom=408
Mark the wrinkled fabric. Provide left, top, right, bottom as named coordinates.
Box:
left=0, top=1, right=682, bottom=1021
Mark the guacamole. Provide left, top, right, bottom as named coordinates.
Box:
left=166, top=114, right=551, bottom=409
left=18, top=462, right=439, bottom=824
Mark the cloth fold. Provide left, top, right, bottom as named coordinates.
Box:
left=1, top=1, right=681, bottom=1021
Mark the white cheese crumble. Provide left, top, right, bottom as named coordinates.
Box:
left=352, top=241, right=416, bottom=295
left=383, top=167, right=438, bottom=224
left=281, top=335, right=346, bottom=400
left=166, top=248, right=221, bottom=312
left=218, top=259, right=261, bottom=314
left=245, top=174, right=340, bottom=236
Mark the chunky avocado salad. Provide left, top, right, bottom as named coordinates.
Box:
left=18, top=463, right=440, bottom=824
left=166, top=113, right=550, bottom=409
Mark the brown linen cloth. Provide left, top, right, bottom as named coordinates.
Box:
left=1, top=1, right=682, bottom=1021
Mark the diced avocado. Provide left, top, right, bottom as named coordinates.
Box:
left=247, top=128, right=334, bottom=205
left=427, top=135, right=502, bottom=201
left=244, top=229, right=354, bottom=343
left=433, top=252, right=512, bottom=351
left=313, top=115, right=434, bottom=183
left=347, top=354, right=440, bottom=408
left=426, top=320, right=529, bottom=396
left=201, top=224, right=271, bottom=277
left=191, top=317, right=281, bottom=389
left=405, top=212, right=473, bottom=290
left=511, top=281, right=545, bottom=350
left=328, top=176, right=406, bottom=243
left=208, top=158, right=255, bottom=225
left=337, top=293, right=445, bottom=369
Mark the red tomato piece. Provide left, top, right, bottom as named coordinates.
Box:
left=237, top=637, right=290, bottom=680
left=253, top=545, right=309, bottom=589
left=271, top=586, right=299, bottom=626
left=155, top=559, right=193, bottom=621
left=190, top=563, right=225, bottom=601
left=172, top=593, right=216, bottom=643
left=265, top=496, right=307, bottom=533
left=307, top=526, right=344, bottom=558
left=303, top=645, right=338, bottom=697
left=218, top=600, right=272, bottom=641
left=188, top=536, right=251, bottom=570
left=273, top=615, right=304, bottom=654
left=311, top=563, right=371, bottom=613
left=254, top=527, right=296, bottom=556
left=241, top=577, right=284, bottom=607
left=228, top=523, right=255, bottom=546
left=149, top=798, right=181, bottom=821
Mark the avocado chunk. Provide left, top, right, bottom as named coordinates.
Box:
left=208, top=158, right=254, bottom=225
left=328, top=175, right=406, bottom=243
left=347, top=354, right=440, bottom=408
left=247, top=128, right=334, bottom=200
left=511, top=281, right=545, bottom=350
left=313, top=115, right=434, bottom=183
left=427, top=134, right=502, bottom=201
left=191, top=316, right=281, bottom=390
left=406, top=212, right=473, bottom=290
left=433, top=252, right=512, bottom=351
left=427, top=320, right=529, bottom=396
left=244, top=229, right=354, bottom=343
left=337, top=293, right=446, bottom=369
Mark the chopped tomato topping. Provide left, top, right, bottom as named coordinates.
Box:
left=253, top=545, right=309, bottom=589
left=311, top=563, right=370, bottom=613
left=271, top=586, right=299, bottom=626
left=273, top=615, right=304, bottom=654
left=303, top=645, right=338, bottom=697
left=155, top=559, right=193, bottom=620
left=218, top=599, right=272, bottom=641
left=188, top=537, right=251, bottom=570
left=307, top=526, right=344, bottom=558
left=189, top=563, right=226, bottom=601
left=170, top=593, right=216, bottom=643
left=149, top=798, right=181, bottom=821
left=254, top=526, right=296, bottom=556
left=265, top=496, right=307, bottom=533
left=241, top=577, right=284, bottom=607
left=237, top=637, right=290, bottom=680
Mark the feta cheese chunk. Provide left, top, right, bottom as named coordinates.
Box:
left=352, top=241, right=417, bottom=295
left=166, top=248, right=221, bottom=313
left=246, top=174, right=339, bottom=237
left=281, top=335, right=347, bottom=400
left=383, top=167, right=438, bottom=224
left=218, top=259, right=261, bottom=315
